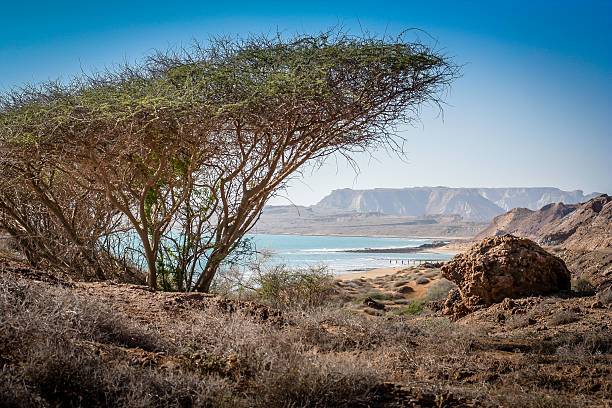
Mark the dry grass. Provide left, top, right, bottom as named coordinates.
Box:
left=0, top=275, right=383, bottom=407
left=1, top=267, right=610, bottom=407
left=0, top=278, right=232, bottom=407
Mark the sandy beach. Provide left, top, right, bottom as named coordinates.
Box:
left=422, top=241, right=473, bottom=254
left=336, top=267, right=406, bottom=280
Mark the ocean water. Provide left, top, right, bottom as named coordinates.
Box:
left=247, top=234, right=455, bottom=273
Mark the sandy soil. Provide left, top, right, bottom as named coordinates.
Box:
left=422, top=241, right=474, bottom=254
left=336, top=267, right=406, bottom=280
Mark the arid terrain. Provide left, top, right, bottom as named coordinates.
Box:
left=1, top=195, right=611, bottom=407
left=1, top=250, right=610, bottom=407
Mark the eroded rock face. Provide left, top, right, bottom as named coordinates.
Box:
left=442, top=235, right=570, bottom=318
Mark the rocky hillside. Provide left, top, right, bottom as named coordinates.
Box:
left=475, top=194, right=612, bottom=289
left=314, top=187, right=600, bottom=222
left=476, top=194, right=612, bottom=250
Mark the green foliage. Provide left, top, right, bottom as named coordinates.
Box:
left=396, top=301, right=424, bottom=315
left=353, top=292, right=390, bottom=304
left=156, top=245, right=181, bottom=292
left=252, top=264, right=334, bottom=309
left=1, top=29, right=457, bottom=151
left=0, top=28, right=458, bottom=291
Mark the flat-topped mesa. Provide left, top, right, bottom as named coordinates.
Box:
left=314, top=187, right=601, bottom=222
left=441, top=234, right=570, bottom=318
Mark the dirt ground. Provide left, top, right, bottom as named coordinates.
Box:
left=1, top=256, right=611, bottom=407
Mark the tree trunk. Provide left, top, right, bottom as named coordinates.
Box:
left=194, top=253, right=224, bottom=292
left=139, top=233, right=158, bottom=290
left=145, top=251, right=157, bottom=290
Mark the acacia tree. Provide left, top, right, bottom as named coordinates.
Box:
left=0, top=30, right=458, bottom=291
left=0, top=148, right=126, bottom=280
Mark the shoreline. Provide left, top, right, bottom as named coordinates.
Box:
left=339, top=241, right=448, bottom=254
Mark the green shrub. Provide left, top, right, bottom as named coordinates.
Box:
left=252, top=264, right=334, bottom=310
left=396, top=301, right=424, bottom=315
left=425, top=278, right=456, bottom=301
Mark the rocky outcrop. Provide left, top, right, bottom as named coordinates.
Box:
left=441, top=235, right=571, bottom=318
left=541, top=194, right=612, bottom=250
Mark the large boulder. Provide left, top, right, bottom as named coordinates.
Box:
left=441, top=234, right=570, bottom=318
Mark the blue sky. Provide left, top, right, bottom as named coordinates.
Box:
left=1, top=1, right=610, bottom=205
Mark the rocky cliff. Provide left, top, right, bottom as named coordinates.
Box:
left=314, top=187, right=600, bottom=222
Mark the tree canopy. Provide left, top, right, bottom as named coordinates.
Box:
left=0, top=30, right=459, bottom=291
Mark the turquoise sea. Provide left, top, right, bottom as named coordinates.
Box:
left=247, top=234, right=455, bottom=273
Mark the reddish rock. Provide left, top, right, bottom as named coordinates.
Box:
left=441, top=235, right=570, bottom=318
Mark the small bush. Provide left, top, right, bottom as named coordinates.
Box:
left=571, top=278, right=595, bottom=294
left=353, top=292, right=390, bottom=304
left=597, top=287, right=612, bottom=304
left=396, top=302, right=424, bottom=315
left=364, top=307, right=384, bottom=316
left=507, top=314, right=532, bottom=330
left=416, top=277, right=429, bottom=285
left=251, top=264, right=334, bottom=310
left=548, top=311, right=579, bottom=326
left=425, top=278, right=456, bottom=301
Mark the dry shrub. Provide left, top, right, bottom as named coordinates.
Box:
left=364, top=307, right=384, bottom=316
left=555, top=331, right=612, bottom=361
left=548, top=310, right=579, bottom=326
left=0, top=278, right=233, bottom=407
left=0, top=279, right=165, bottom=353
left=249, top=264, right=335, bottom=310
left=571, top=278, right=595, bottom=294
left=597, top=287, right=612, bottom=304
left=425, top=278, right=456, bottom=301
left=174, top=306, right=384, bottom=407
left=252, top=354, right=381, bottom=408
left=507, top=313, right=534, bottom=330
left=21, top=340, right=232, bottom=408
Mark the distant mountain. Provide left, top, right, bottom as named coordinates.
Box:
left=314, top=187, right=601, bottom=222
